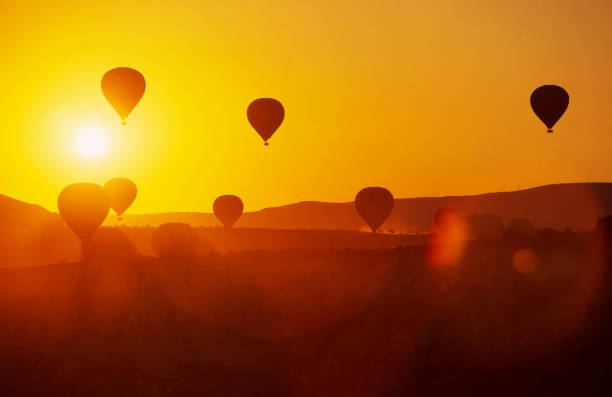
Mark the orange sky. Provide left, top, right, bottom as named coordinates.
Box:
left=0, top=0, right=611, bottom=213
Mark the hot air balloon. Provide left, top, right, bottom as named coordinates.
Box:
left=530, top=85, right=569, bottom=133
left=57, top=183, right=110, bottom=244
left=213, top=195, right=244, bottom=228
left=104, top=178, right=137, bottom=221
left=355, top=187, right=394, bottom=232
left=151, top=222, right=199, bottom=259
left=247, top=98, right=284, bottom=145
left=101, top=67, right=146, bottom=125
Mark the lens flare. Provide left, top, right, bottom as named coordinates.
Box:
left=427, top=209, right=468, bottom=268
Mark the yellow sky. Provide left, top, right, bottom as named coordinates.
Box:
left=0, top=0, right=611, bottom=213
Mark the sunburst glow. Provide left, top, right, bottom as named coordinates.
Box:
left=74, top=126, right=109, bottom=158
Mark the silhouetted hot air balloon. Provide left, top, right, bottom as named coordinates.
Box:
left=101, top=67, right=146, bottom=125
left=530, top=85, right=569, bottom=133
left=57, top=183, right=110, bottom=243
left=213, top=195, right=244, bottom=228
left=355, top=187, right=394, bottom=232
left=104, top=177, right=137, bottom=221
left=151, top=222, right=199, bottom=259
left=247, top=98, right=284, bottom=145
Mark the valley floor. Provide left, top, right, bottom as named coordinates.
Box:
left=0, top=233, right=611, bottom=396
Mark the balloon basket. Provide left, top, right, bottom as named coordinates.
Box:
left=122, top=120, right=127, bottom=125
left=264, top=142, right=269, bottom=146
left=547, top=129, right=553, bottom=133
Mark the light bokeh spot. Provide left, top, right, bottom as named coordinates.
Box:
left=513, top=248, right=540, bottom=274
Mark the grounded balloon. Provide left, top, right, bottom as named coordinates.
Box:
left=355, top=187, right=394, bottom=232
left=85, top=228, right=136, bottom=262
left=101, top=67, right=146, bottom=125
left=151, top=222, right=199, bottom=259
left=247, top=98, right=284, bottom=145
left=104, top=177, right=137, bottom=220
left=213, top=195, right=244, bottom=228
left=57, top=183, right=110, bottom=240
left=530, top=85, right=569, bottom=133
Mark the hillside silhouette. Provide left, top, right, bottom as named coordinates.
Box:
left=106, top=183, right=612, bottom=232
left=0, top=194, right=64, bottom=266
left=3, top=182, right=612, bottom=266
left=0, top=191, right=426, bottom=265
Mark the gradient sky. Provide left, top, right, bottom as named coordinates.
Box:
left=0, top=0, right=611, bottom=213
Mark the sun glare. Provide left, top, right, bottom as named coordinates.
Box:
left=74, top=126, right=109, bottom=158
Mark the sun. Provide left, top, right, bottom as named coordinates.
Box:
left=74, top=126, right=109, bottom=158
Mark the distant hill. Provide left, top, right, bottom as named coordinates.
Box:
left=0, top=194, right=50, bottom=224
left=2, top=182, right=611, bottom=264
left=108, top=183, right=612, bottom=232
left=0, top=194, right=56, bottom=265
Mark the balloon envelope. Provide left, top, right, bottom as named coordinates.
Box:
left=57, top=183, right=110, bottom=240
left=104, top=177, right=137, bottom=218
left=530, top=85, right=569, bottom=133
left=213, top=195, right=244, bottom=228
left=151, top=222, right=199, bottom=259
left=355, top=187, right=394, bottom=232
left=101, top=67, right=146, bottom=124
left=247, top=98, right=284, bottom=145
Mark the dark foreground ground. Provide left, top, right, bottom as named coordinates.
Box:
left=1, top=231, right=611, bottom=396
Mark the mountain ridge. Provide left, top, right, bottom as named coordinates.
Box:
left=102, top=182, right=612, bottom=232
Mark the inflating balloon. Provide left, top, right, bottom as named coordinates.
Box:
left=151, top=222, right=199, bottom=259
left=57, top=183, right=110, bottom=241
left=355, top=187, right=394, bottom=232
left=530, top=85, right=569, bottom=133
left=247, top=98, right=284, bottom=145
left=213, top=195, right=244, bottom=228
left=104, top=177, right=137, bottom=221
left=101, top=67, right=146, bottom=125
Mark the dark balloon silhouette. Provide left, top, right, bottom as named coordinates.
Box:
left=151, top=222, right=199, bottom=259
left=213, top=195, right=244, bottom=228
left=87, top=228, right=136, bottom=262
left=507, top=217, right=535, bottom=236
left=104, top=177, right=137, bottom=220
left=57, top=183, right=110, bottom=241
left=101, top=67, right=146, bottom=125
left=355, top=187, right=394, bottom=232
left=247, top=98, right=284, bottom=145
left=530, top=85, right=569, bottom=133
